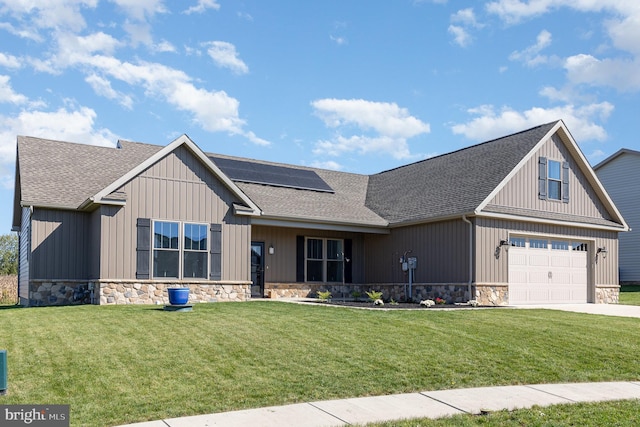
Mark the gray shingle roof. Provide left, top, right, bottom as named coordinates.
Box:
left=17, top=136, right=161, bottom=209
left=365, top=122, right=558, bottom=224
left=15, top=122, right=561, bottom=229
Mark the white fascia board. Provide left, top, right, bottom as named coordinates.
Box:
left=252, top=217, right=390, bottom=234
left=476, top=210, right=627, bottom=232
left=87, top=134, right=262, bottom=216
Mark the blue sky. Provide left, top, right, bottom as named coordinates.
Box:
left=1, top=1, right=639, bottom=233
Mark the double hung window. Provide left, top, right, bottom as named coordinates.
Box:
left=306, top=238, right=344, bottom=282
left=547, top=160, right=562, bottom=200
left=153, top=221, right=208, bottom=279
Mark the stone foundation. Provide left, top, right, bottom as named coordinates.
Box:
left=265, top=282, right=472, bottom=303
left=475, top=284, right=509, bottom=306
left=26, top=280, right=251, bottom=306
left=98, top=281, right=251, bottom=305
left=28, top=280, right=93, bottom=306
left=595, top=285, right=619, bottom=304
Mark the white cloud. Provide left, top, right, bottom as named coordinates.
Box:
left=204, top=41, right=249, bottom=75
left=0, top=52, right=22, bottom=69
left=448, top=8, right=482, bottom=47
left=448, top=25, right=471, bottom=47
left=509, top=29, right=555, bottom=67
left=451, top=103, right=614, bottom=143
left=309, top=160, right=342, bottom=171
left=111, top=0, right=167, bottom=21
left=330, top=35, right=347, bottom=45
left=183, top=0, right=221, bottom=15
left=0, top=75, right=28, bottom=105
left=24, top=32, right=266, bottom=144
left=451, top=8, right=482, bottom=27
left=0, top=0, right=98, bottom=33
left=153, top=40, right=176, bottom=53
left=564, top=54, right=640, bottom=92
left=85, top=74, right=134, bottom=109
left=311, top=99, right=430, bottom=160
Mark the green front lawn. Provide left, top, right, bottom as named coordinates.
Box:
left=1, top=302, right=639, bottom=426
left=619, top=285, right=640, bottom=306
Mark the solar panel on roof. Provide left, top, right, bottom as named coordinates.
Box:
left=211, top=156, right=334, bottom=193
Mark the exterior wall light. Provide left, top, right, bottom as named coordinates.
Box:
left=268, top=245, right=275, bottom=255
left=596, top=246, right=607, bottom=261
left=495, top=239, right=510, bottom=259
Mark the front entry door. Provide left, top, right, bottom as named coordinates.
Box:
left=251, top=242, right=265, bottom=297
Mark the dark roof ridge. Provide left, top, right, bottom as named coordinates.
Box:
left=372, top=120, right=560, bottom=176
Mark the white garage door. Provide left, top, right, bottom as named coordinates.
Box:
left=508, top=236, right=588, bottom=305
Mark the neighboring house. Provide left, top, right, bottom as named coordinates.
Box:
left=12, top=120, right=628, bottom=307
left=594, top=149, right=640, bottom=284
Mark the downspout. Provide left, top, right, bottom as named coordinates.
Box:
left=462, top=215, right=473, bottom=301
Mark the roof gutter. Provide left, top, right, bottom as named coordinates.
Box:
left=462, top=214, right=474, bottom=301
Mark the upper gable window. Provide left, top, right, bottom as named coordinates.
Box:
left=538, top=157, right=569, bottom=203
left=547, top=160, right=562, bottom=200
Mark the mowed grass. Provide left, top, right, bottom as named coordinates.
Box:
left=1, top=302, right=639, bottom=426
left=619, top=285, right=640, bottom=306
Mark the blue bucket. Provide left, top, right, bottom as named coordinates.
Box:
left=167, top=288, right=190, bottom=305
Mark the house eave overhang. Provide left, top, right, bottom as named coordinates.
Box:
left=253, top=215, right=390, bottom=234
left=476, top=210, right=627, bottom=232
left=387, top=211, right=478, bottom=229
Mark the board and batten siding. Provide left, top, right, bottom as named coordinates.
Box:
left=490, top=134, right=613, bottom=221
left=251, top=225, right=365, bottom=283
left=363, top=219, right=471, bottom=284
left=29, top=208, right=90, bottom=280
left=18, top=207, right=31, bottom=301
left=595, top=153, right=640, bottom=282
left=475, top=217, right=619, bottom=290
left=99, top=145, right=251, bottom=281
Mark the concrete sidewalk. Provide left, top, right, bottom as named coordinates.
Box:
left=118, top=381, right=640, bottom=427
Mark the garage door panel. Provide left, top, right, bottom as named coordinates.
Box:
left=528, top=255, right=549, bottom=266
left=529, top=271, right=549, bottom=284
left=551, top=256, right=571, bottom=267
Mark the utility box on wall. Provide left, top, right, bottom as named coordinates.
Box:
left=0, top=349, right=7, bottom=395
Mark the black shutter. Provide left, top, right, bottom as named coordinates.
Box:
left=344, top=239, right=352, bottom=284
left=136, top=218, right=151, bottom=279
left=562, top=161, right=570, bottom=203
left=296, top=236, right=305, bottom=282
left=538, top=157, right=547, bottom=200
left=210, top=224, right=222, bottom=280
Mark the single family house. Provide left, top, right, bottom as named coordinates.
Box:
left=594, top=149, right=640, bottom=284
left=12, top=120, right=628, bottom=307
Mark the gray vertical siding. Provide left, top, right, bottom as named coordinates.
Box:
left=30, top=208, right=89, bottom=280
left=476, top=217, right=619, bottom=288
left=364, top=219, right=470, bottom=284
left=595, top=153, right=640, bottom=282
left=251, top=225, right=365, bottom=283
left=18, top=207, right=30, bottom=300
left=490, top=134, right=613, bottom=220
left=99, top=145, right=251, bottom=281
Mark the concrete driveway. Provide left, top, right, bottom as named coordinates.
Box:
left=513, top=303, right=640, bottom=318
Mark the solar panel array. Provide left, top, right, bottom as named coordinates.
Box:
left=210, top=156, right=334, bottom=193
